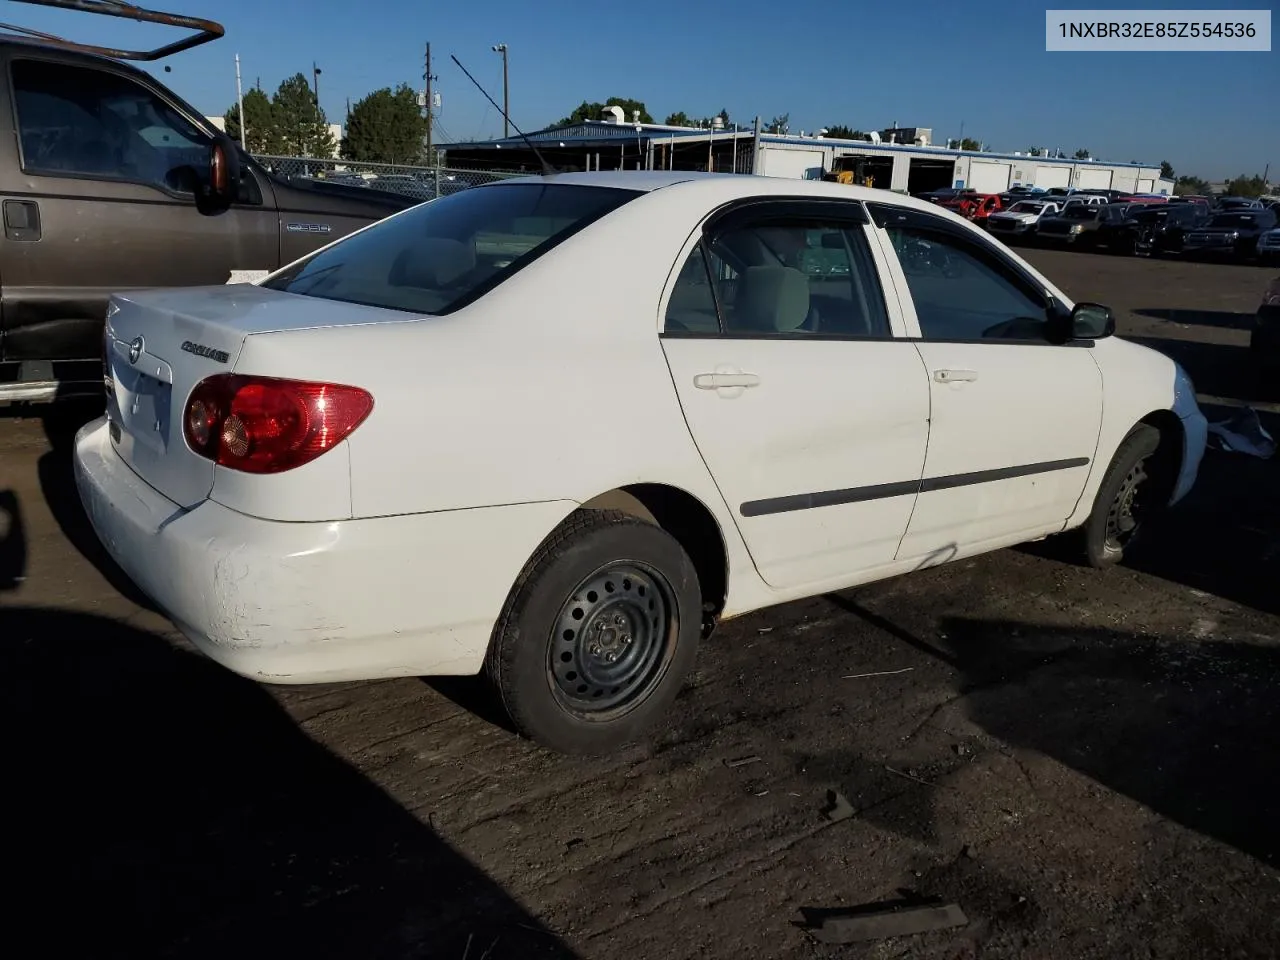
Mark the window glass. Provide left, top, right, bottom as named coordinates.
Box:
left=665, top=244, right=720, bottom=333
left=695, top=217, right=889, bottom=337
left=263, top=183, right=641, bottom=315
left=886, top=224, right=1050, bottom=341
left=12, top=59, right=210, bottom=193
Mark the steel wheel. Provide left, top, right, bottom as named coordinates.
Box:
left=1105, top=458, right=1148, bottom=552
left=548, top=561, right=676, bottom=716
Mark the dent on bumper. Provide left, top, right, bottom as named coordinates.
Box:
left=73, top=417, right=576, bottom=683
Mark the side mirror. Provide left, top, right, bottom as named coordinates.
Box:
left=1070, top=301, right=1116, bottom=340
left=200, top=136, right=241, bottom=213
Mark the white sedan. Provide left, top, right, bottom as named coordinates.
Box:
left=75, top=171, right=1208, bottom=754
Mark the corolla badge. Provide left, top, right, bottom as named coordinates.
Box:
left=129, top=336, right=144, bottom=364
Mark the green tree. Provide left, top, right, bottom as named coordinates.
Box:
left=341, top=84, right=428, bottom=164
left=1073, top=148, right=1091, bottom=159
left=765, top=113, right=789, bottom=134
left=823, top=125, right=866, bottom=140
left=1224, top=173, right=1266, bottom=197
left=664, top=111, right=691, bottom=126
left=1027, top=147, right=1043, bottom=156
left=558, top=98, right=653, bottom=126
left=1174, top=174, right=1211, bottom=195
left=952, top=137, right=981, bottom=151
left=272, top=72, right=335, bottom=158
left=223, top=88, right=281, bottom=154
left=1159, top=160, right=1175, bottom=179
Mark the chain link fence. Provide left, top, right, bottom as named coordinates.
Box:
left=252, top=155, right=520, bottom=203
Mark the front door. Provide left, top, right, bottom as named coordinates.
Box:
left=660, top=200, right=931, bottom=592
left=0, top=54, right=278, bottom=362
left=868, top=204, right=1103, bottom=562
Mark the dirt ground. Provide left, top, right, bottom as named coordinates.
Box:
left=2, top=249, right=1279, bottom=960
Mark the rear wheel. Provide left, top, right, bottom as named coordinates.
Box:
left=1082, top=424, right=1162, bottom=568
left=485, top=510, right=701, bottom=755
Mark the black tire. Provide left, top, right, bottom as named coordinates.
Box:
left=1082, top=424, right=1162, bottom=568
left=485, top=509, right=701, bottom=755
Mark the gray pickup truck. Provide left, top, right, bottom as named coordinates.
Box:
left=0, top=1, right=417, bottom=403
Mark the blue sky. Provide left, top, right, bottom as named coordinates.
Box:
left=10, top=0, right=1277, bottom=179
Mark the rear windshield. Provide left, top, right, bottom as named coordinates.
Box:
left=1009, top=202, right=1044, bottom=213
left=262, top=182, right=641, bottom=315
left=1062, top=207, right=1100, bottom=220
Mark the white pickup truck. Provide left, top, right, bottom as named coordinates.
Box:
left=985, top=199, right=1061, bottom=239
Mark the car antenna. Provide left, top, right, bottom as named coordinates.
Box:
left=450, top=54, right=558, bottom=177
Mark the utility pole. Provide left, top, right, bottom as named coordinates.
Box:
left=491, top=43, right=509, bottom=137
left=424, top=42, right=437, bottom=160
left=234, top=53, right=246, bottom=149
left=312, top=61, right=321, bottom=106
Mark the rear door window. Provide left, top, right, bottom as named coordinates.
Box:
left=263, top=183, right=641, bottom=315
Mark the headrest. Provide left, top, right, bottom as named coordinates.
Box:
left=736, top=266, right=810, bottom=332
left=391, top=237, right=476, bottom=289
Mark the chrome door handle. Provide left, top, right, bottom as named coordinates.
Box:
left=933, top=369, right=978, bottom=383
left=694, top=372, right=761, bottom=390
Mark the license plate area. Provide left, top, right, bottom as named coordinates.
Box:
left=113, top=365, right=173, bottom=454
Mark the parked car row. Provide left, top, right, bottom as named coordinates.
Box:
left=943, top=190, right=1280, bottom=264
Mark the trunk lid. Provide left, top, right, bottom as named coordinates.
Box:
left=104, top=284, right=419, bottom=507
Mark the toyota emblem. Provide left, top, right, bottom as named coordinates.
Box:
left=129, top=336, right=144, bottom=364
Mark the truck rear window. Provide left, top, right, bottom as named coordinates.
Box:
left=263, top=182, right=642, bottom=315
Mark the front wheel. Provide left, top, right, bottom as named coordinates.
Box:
left=485, top=510, right=702, bottom=755
left=1082, top=424, right=1163, bottom=568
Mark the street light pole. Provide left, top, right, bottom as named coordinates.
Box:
left=491, top=43, right=509, bottom=138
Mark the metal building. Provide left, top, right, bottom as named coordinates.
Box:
left=440, top=119, right=1174, bottom=196
left=754, top=135, right=1173, bottom=195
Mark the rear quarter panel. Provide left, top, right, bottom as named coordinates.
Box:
left=230, top=180, right=755, bottom=534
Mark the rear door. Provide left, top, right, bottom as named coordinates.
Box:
left=660, top=199, right=931, bottom=591
left=0, top=53, right=278, bottom=362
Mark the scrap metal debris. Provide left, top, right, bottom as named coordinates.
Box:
left=723, top=755, right=762, bottom=769
left=807, top=901, right=969, bottom=944
left=886, top=765, right=936, bottom=787
left=842, top=667, right=915, bottom=680
left=1207, top=407, right=1275, bottom=459
left=821, top=789, right=855, bottom=822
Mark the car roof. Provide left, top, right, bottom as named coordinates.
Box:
left=479, top=170, right=971, bottom=217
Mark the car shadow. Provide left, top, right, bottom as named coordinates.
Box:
left=1, top=399, right=156, bottom=608
left=2, top=416, right=576, bottom=957
left=940, top=617, right=1280, bottom=872
left=0, top=488, right=26, bottom=590
left=1133, top=307, right=1258, bottom=332
left=826, top=599, right=1280, bottom=876
left=1, top=608, right=578, bottom=959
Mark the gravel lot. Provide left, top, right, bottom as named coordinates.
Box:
left=2, top=249, right=1278, bottom=959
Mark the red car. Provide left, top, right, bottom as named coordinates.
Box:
left=941, top=192, right=1003, bottom=224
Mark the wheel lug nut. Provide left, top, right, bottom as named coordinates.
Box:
left=622, top=635, right=632, bottom=644
left=614, top=615, right=625, bottom=625
left=606, top=652, right=617, bottom=663
left=588, top=644, right=601, bottom=656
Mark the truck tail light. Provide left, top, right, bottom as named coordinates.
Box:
left=184, top=374, right=373, bottom=474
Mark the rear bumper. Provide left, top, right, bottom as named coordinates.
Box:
left=73, top=417, right=573, bottom=684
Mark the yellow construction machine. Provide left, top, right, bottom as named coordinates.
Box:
left=822, top=155, right=876, bottom=187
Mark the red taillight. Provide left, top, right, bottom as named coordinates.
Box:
left=183, top=374, right=373, bottom=474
